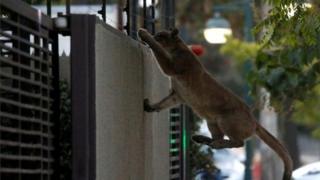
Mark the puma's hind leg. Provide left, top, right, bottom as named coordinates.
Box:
left=192, top=135, right=244, bottom=149
left=209, top=139, right=244, bottom=149
left=192, top=123, right=224, bottom=145
left=192, top=135, right=213, bottom=145
left=192, top=121, right=244, bottom=149
left=208, top=115, right=253, bottom=149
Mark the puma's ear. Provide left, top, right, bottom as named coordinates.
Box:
left=171, top=28, right=179, bottom=38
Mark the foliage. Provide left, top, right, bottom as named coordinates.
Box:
left=250, top=0, right=320, bottom=105
left=190, top=114, right=217, bottom=177
left=220, top=1, right=320, bottom=138
left=249, top=0, right=320, bottom=103
left=293, top=85, right=320, bottom=138
left=190, top=143, right=216, bottom=175
left=311, top=128, right=320, bottom=139
left=220, top=36, right=261, bottom=67
left=255, top=1, right=320, bottom=47
left=59, top=81, right=72, bottom=180
left=248, top=50, right=320, bottom=108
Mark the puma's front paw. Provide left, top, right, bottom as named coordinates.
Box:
left=192, top=135, right=213, bottom=145
left=144, top=99, right=156, bottom=112
left=138, top=28, right=148, bottom=36
left=138, top=28, right=151, bottom=41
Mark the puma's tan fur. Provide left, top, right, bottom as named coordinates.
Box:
left=139, top=28, right=293, bottom=180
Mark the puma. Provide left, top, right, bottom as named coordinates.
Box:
left=139, top=28, right=293, bottom=180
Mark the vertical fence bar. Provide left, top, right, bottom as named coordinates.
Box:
left=124, top=0, right=130, bottom=35
left=98, top=0, right=107, bottom=22
left=66, top=0, right=71, bottom=15
left=143, top=0, right=147, bottom=28
left=161, top=0, right=175, bottom=29
left=182, top=106, right=191, bottom=180
left=103, top=0, right=106, bottom=22
left=144, top=0, right=153, bottom=34
left=47, top=0, right=52, bottom=17
left=150, top=0, right=155, bottom=34
left=117, top=0, right=124, bottom=30
left=129, top=0, right=138, bottom=39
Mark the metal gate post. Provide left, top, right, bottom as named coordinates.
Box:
left=51, top=32, right=60, bottom=180
left=70, top=15, right=97, bottom=180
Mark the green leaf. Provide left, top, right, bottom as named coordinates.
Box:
left=267, top=67, right=285, bottom=85
left=312, top=129, right=320, bottom=139
left=313, top=61, right=320, bottom=74
left=288, top=73, right=299, bottom=87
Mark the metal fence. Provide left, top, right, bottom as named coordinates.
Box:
left=44, top=0, right=175, bottom=37
left=0, top=0, right=59, bottom=179
left=169, top=106, right=192, bottom=180
left=169, top=107, right=183, bottom=180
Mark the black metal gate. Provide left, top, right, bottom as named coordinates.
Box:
left=0, top=0, right=59, bottom=179
left=169, top=107, right=183, bottom=180
left=169, top=106, right=191, bottom=180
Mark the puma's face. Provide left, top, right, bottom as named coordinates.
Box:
left=154, top=28, right=180, bottom=51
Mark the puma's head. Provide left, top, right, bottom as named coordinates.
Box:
left=154, top=28, right=181, bottom=51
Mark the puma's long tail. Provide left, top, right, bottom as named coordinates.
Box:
left=256, top=124, right=293, bottom=180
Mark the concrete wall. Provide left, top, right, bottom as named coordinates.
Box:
left=143, top=44, right=170, bottom=180
left=94, top=21, right=170, bottom=180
